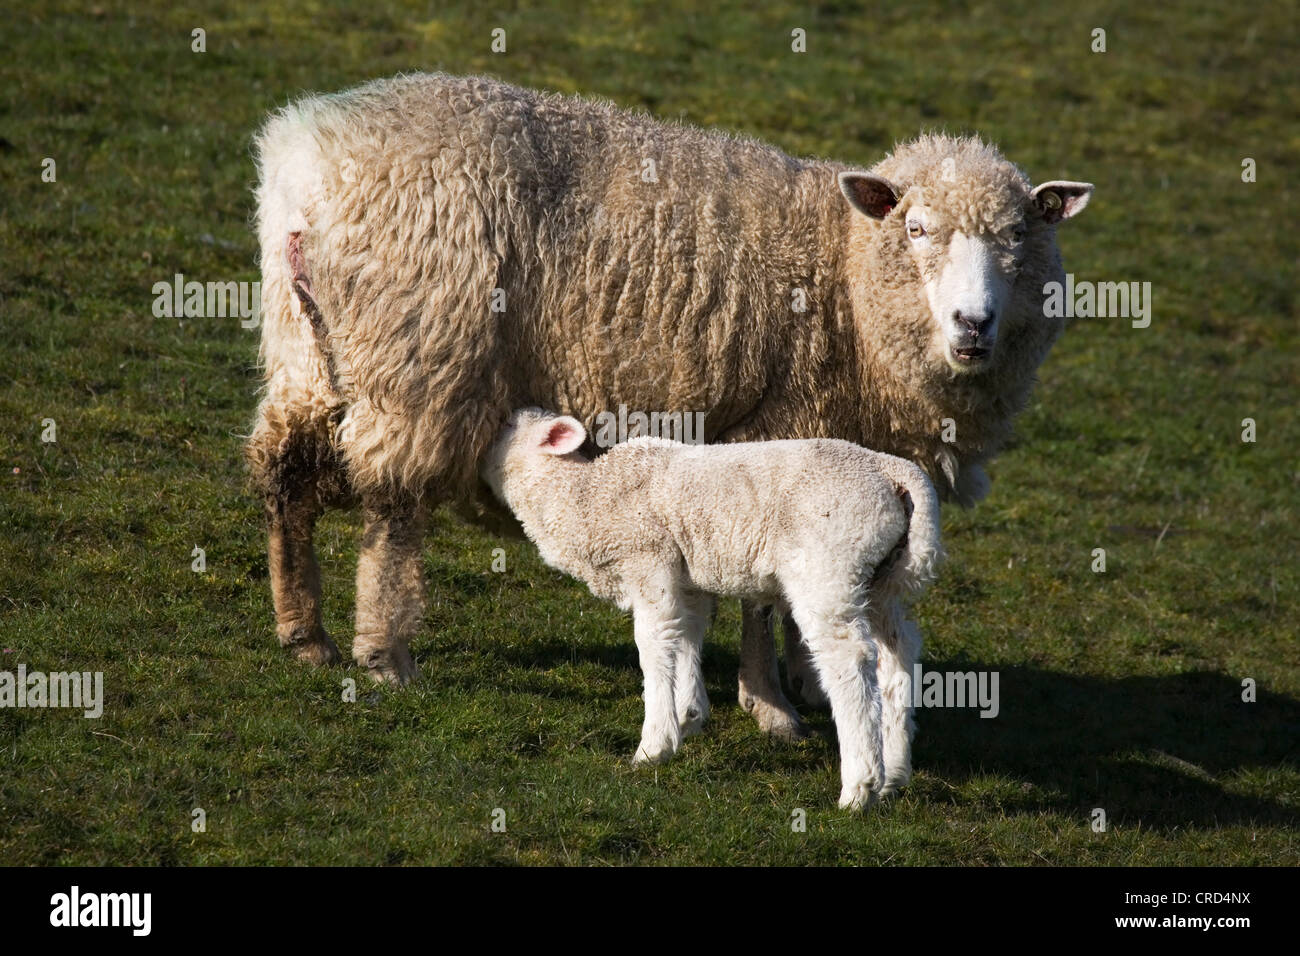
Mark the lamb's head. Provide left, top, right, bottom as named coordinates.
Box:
left=480, top=407, right=588, bottom=507
left=839, top=134, right=1092, bottom=377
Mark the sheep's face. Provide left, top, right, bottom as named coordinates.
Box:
left=480, top=407, right=588, bottom=505
left=839, top=148, right=1092, bottom=377
left=897, top=202, right=1019, bottom=372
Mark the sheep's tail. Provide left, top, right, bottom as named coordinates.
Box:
left=872, top=454, right=944, bottom=596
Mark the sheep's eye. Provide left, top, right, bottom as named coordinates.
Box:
left=906, top=221, right=925, bottom=239
left=1012, top=224, right=1027, bottom=243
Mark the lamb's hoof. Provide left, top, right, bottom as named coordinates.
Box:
left=279, top=623, right=341, bottom=667
left=838, top=781, right=881, bottom=812
left=632, top=740, right=676, bottom=766
left=678, top=705, right=709, bottom=739
left=879, top=772, right=911, bottom=800
left=789, top=671, right=830, bottom=710
left=356, top=645, right=419, bottom=686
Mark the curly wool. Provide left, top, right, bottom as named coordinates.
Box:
left=484, top=413, right=944, bottom=614
left=250, top=74, right=1071, bottom=504
left=480, top=407, right=943, bottom=806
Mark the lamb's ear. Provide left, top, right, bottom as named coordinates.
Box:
left=838, top=172, right=900, bottom=220
left=539, top=416, right=587, bottom=456
left=1031, top=181, right=1094, bottom=224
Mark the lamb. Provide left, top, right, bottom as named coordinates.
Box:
left=245, top=73, right=1092, bottom=740
left=481, top=408, right=943, bottom=809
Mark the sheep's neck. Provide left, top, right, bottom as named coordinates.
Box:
left=838, top=222, right=1015, bottom=484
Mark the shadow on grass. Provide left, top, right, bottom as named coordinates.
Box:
left=464, top=634, right=1299, bottom=830
left=914, top=660, right=1300, bottom=831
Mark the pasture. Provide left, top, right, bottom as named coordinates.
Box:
left=0, top=0, right=1296, bottom=864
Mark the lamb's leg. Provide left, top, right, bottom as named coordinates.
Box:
left=353, top=494, right=426, bottom=685
left=784, top=613, right=830, bottom=709
left=248, top=406, right=341, bottom=668
left=877, top=603, right=922, bottom=798
left=794, top=609, right=884, bottom=811
left=675, top=592, right=713, bottom=738
left=631, top=590, right=687, bottom=765
left=738, top=602, right=808, bottom=741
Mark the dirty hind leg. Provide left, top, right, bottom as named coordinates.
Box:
left=353, top=494, right=427, bottom=685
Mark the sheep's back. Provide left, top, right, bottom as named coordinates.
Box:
left=268, top=74, right=850, bottom=496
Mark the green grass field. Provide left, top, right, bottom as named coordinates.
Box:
left=1, top=0, right=1296, bottom=865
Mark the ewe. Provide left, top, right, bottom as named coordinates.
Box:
left=246, top=74, right=1091, bottom=738
left=480, top=408, right=943, bottom=810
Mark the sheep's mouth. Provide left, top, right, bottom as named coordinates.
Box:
left=951, top=345, right=991, bottom=363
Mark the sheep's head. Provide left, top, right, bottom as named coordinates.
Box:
left=840, top=134, right=1092, bottom=376
left=480, top=407, right=588, bottom=506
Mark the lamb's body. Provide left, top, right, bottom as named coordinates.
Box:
left=246, top=73, right=1091, bottom=729
left=533, top=438, right=914, bottom=608
left=482, top=409, right=943, bottom=809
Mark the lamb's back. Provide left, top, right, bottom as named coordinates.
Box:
left=592, top=438, right=905, bottom=595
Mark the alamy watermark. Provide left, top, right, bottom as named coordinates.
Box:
left=50, top=886, right=150, bottom=936
left=1043, top=273, right=1152, bottom=328
left=152, top=273, right=260, bottom=328
left=0, top=665, right=103, bottom=718
left=592, top=404, right=707, bottom=449
left=913, top=664, right=999, bottom=718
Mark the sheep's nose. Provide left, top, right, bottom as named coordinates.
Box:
left=953, top=310, right=995, bottom=337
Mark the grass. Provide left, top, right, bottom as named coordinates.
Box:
left=0, top=0, right=1296, bottom=865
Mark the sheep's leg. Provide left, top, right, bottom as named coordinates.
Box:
left=631, top=591, right=687, bottom=765
left=793, top=609, right=884, bottom=811
left=877, top=603, right=922, bottom=797
left=266, top=490, right=338, bottom=667
left=675, top=592, right=713, bottom=738
left=353, top=494, right=426, bottom=685
left=248, top=406, right=342, bottom=668
left=738, top=602, right=808, bottom=741
left=784, top=613, right=830, bottom=709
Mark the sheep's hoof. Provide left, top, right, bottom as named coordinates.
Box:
left=743, top=697, right=809, bottom=742
left=788, top=671, right=830, bottom=710
left=279, top=623, right=341, bottom=667
left=838, top=782, right=881, bottom=812
left=765, top=710, right=811, bottom=743
left=356, top=645, right=419, bottom=686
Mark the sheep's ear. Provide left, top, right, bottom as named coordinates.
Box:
left=539, top=416, right=587, bottom=456
left=838, top=172, right=900, bottom=220
left=1031, top=181, right=1094, bottom=224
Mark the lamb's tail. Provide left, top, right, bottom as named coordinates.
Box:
left=872, top=454, right=944, bottom=597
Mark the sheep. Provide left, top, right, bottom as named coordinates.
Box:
left=245, top=73, right=1092, bottom=737
left=480, top=408, right=943, bottom=809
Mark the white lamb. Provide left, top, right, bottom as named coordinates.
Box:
left=481, top=407, right=943, bottom=810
